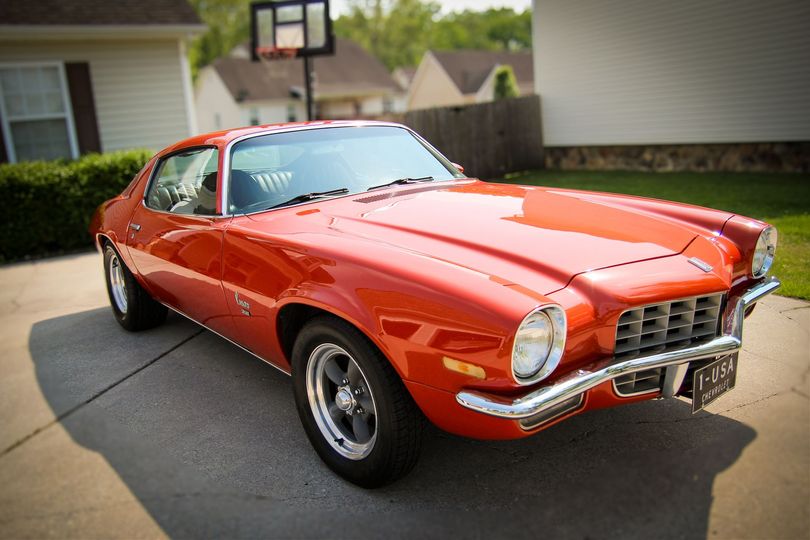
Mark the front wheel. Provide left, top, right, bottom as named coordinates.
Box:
left=103, top=244, right=167, bottom=331
left=292, top=316, right=424, bottom=487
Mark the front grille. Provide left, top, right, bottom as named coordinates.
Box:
left=613, top=293, right=724, bottom=397
left=614, top=368, right=665, bottom=396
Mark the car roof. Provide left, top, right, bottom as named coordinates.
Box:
left=159, top=120, right=407, bottom=156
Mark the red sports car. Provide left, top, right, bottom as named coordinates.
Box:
left=90, top=121, right=780, bottom=487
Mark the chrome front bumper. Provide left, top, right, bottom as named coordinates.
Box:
left=456, top=277, right=781, bottom=420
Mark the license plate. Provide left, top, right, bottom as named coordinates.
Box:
left=692, top=354, right=738, bottom=413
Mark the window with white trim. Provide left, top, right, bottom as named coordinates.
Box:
left=0, top=63, right=78, bottom=162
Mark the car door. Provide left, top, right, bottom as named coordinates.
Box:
left=126, top=146, right=237, bottom=340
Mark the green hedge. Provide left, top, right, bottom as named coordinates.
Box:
left=0, top=149, right=153, bottom=262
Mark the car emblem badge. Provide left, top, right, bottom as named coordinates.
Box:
left=688, top=257, right=713, bottom=273
left=235, top=291, right=251, bottom=316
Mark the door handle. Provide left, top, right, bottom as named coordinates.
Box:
left=129, top=223, right=141, bottom=231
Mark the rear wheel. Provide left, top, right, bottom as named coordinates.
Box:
left=292, top=316, right=423, bottom=487
left=103, top=244, right=167, bottom=331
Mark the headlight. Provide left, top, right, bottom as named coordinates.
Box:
left=512, top=305, right=567, bottom=384
left=752, top=226, right=777, bottom=278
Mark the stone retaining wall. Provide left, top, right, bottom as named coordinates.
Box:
left=545, top=142, right=810, bottom=173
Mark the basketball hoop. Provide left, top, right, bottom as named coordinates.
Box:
left=251, top=0, right=334, bottom=61
left=250, top=0, right=335, bottom=121
left=256, top=46, right=299, bottom=61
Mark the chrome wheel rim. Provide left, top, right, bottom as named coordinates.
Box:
left=306, top=343, right=377, bottom=460
left=108, top=252, right=128, bottom=314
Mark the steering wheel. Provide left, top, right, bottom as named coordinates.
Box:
left=167, top=200, right=192, bottom=213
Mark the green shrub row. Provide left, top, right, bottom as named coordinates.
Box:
left=0, top=149, right=153, bottom=262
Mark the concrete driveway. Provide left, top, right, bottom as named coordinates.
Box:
left=0, top=252, right=808, bottom=539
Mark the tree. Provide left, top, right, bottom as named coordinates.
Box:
left=481, top=8, right=532, bottom=50
left=334, top=0, right=440, bottom=71
left=493, top=65, right=519, bottom=100
left=188, top=0, right=253, bottom=78
left=335, top=1, right=532, bottom=70
left=430, top=8, right=531, bottom=51
left=187, top=0, right=534, bottom=75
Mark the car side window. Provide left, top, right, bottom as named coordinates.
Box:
left=145, top=148, right=219, bottom=215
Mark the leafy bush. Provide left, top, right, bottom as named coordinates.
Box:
left=494, top=65, right=519, bottom=100
left=0, top=149, right=152, bottom=262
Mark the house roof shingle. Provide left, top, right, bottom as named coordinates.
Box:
left=214, top=39, right=399, bottom=102
left=0, top=0, right=201, bottom=26
left=431, top=49, right=534, bottom=94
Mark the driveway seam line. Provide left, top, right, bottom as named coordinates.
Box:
left=0, top=329, right=204, bottom=459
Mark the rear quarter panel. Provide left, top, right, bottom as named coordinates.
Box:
left=89, top=156, right=157, bottom=276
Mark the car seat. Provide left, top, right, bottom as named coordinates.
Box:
left=194, top=171, right=218, bottom=215
left=230, top=169, right=268, bottom=213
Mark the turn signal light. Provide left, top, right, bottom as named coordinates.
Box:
left=442, top=357, right=486, bottom=380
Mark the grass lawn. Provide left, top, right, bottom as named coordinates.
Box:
left=498, top=170, right=810, bottom=300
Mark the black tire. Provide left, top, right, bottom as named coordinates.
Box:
left=292, top=315, right=424, bottom=488
left=103, top=243, right=167, bottom=332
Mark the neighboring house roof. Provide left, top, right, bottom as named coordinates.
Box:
left=214, top=38, right=399, bottom=102
left=0, top=0, right=201, bottom=25
left=431, top=49, right=534, bottom=94
left=213, top=57, right=304, bottom=101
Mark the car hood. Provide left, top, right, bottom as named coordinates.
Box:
left=251, top=180, right=699, bottom=296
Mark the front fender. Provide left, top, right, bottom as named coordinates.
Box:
left=223, top=221, right=545, bottom=394
left=273, top=257, right=532, bottom=392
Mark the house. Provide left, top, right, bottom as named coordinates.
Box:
left=195, top=38, right=401, bottom=132
left=531, top=0, right=810, bottom=171
left=406, top=49, right=534, bottom=111
left=391, top=66, right=417, bottom=114
left=392, top=66, right=417, bottom=93
left=0, top=0, right=204, bottom=163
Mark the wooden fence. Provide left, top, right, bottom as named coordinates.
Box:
left=403, top=95, right=544, bottom=180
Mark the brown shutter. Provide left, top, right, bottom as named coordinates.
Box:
left=65, top=62, right=101, bottom=154
left=0, top=110, right=8, bottom=163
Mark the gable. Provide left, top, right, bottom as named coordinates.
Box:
left=431, top=50, right=534, bottom=95
left=407, top=52, right=465, bottom=110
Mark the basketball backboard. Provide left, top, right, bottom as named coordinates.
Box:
left=251, top=0, right=334, bottom=60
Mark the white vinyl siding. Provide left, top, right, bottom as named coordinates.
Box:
left=318, top=96, right=385, bottom=118
left=194, top=65, right=244, bottom=133
left=244, top=101, right=306, bottom=125
left=0, top=39, right=194, bottom=153
left=533, top=0, right=810, bottom=146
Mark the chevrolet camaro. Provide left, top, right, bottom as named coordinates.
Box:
left=90, top=121, right=780, bottom=487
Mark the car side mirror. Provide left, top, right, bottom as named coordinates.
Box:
left=451, top=162, right=465, bottom=174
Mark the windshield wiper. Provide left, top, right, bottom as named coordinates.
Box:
left=367, top=176, right=434, bottom=191
left=269, top=188, right=350, bottom=209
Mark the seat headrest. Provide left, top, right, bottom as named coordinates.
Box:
left=195, top=171, right=218, bottom=215
left=230, top=170, right=265, bottom=212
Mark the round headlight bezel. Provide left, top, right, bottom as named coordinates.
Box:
left=751, top=226, right=777, bottom=278
left=511, top=304, right=567, bottom=386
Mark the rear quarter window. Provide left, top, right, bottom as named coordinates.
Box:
left=145, top=147, right=219, bottom=214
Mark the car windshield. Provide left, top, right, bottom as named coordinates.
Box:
left=227, top=126, right=464, bottom=214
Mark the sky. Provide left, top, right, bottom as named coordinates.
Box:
left=330, top=0, right=532, bottom=16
